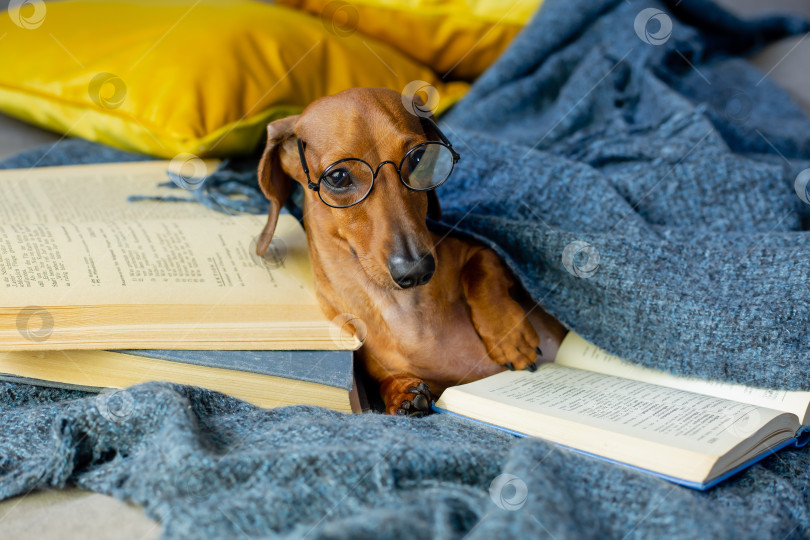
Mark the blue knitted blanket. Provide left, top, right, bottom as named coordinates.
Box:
left=2, top=0, right=810, bottom=538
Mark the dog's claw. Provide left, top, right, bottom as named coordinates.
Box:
left=535, top=346, right=543, bottom=357
left=504, top=362, right=515, bottom=371
left=396, top=383, right=433, bottom=418
left=526, top=362, right=538, bottom=372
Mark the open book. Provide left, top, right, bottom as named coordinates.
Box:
left=0, top=161, right=360, bottom=351
left=434, top=332, right=810, bottom=490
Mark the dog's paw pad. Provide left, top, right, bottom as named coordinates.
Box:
left=395, top=383, right=432, bottom=417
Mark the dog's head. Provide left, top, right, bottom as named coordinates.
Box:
left=256, top=87, right=453, bottom=290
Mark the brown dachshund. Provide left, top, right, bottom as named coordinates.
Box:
left=255, top=87, right=564, bottom=415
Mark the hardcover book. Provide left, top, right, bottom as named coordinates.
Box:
left=0, top=161, right=361, bottom=351
left=0, top=348, right=360, bottom=413
left=434, top=332, right=810, bottom=490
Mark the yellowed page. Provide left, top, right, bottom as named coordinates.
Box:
left=1, top=215, right=313, bottom=306
left=556, top=332, right=810, bottom=426
left=0, top=161, right=316, bottom=306
left=0, top=161, right=221, bottom=223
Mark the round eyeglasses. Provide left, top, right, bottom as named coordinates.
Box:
left=297, top=118, right=460, bottom=208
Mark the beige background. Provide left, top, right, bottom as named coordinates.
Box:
left=0, top=488, right=160, bottom=539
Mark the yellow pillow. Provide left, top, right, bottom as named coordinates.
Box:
left=277, top=0, right=543, bottom=80
left=0, top=0, right=468, bottom=158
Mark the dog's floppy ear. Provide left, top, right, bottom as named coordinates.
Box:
left=256, top=115, right=299, bottom=256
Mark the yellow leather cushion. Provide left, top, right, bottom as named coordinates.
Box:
left=0, top=0, right=468, bottom=158
left=277, top=0, right=544, bottom=80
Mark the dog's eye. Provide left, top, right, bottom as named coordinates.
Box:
left=408, top=148, right=425, bottom=171
left=323, top=168, right=351, bottom=189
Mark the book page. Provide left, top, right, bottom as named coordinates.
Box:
left=0, top=161, right=221, bottom=223
left=0, top=162, right=316, bottom=307
left=556, top=332, right=810, bottom=426
left=449, top=365, right=788, bottom=456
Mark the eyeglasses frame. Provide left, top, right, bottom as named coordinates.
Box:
left=296, top=117, right=460, bottom=209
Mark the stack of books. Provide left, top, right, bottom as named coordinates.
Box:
left=0, top=161, right=363, bottom=412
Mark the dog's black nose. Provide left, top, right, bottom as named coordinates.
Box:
left=388, top=253, right=435, bottom=289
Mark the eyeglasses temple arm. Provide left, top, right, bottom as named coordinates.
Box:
left=297, top=138, right=319, bottom=191
left=420, top=117, right=460, bottom=163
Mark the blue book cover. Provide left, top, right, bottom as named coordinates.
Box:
left=119, top=349, right=354, bottom=391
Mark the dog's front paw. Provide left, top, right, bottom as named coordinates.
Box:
left=487, top=315, right=541, bottom=372
left=396, top=382, right=433, bottom=417
left=382, top=379, right=433, bottom=417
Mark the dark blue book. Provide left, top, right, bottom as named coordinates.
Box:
left=0, top=348, right=362, bottom=413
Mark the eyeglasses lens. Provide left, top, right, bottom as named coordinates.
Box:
left=318, top=159, right=374, bottom=207
left=401, top=143, right=455, bottom=190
